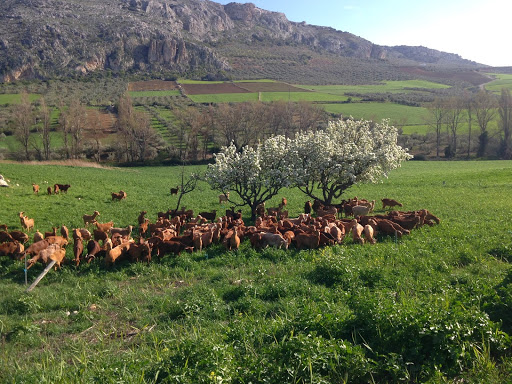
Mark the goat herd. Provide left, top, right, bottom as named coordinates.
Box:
left=0, top=193, right=440, bottom=271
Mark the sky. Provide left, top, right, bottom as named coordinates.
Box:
left=215, top=0, right=510, bottom=67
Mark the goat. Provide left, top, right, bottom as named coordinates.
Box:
left=351, top=205, right=371, bottom=218
left=111, top=191, right=127, bottom=201
left=304, top=200, right=312, bottom=214
left=44, top=227, right=58, bottom=238
left=381, top=198, right=403, bottom=210
left=170, top=186, right=179, bottom=195
left=0, top=231, right=14, bottom=243
left=296, top=230, right=321, bottom=250
left=83, top=211, right=100, bottom=226
left=351, top=220, right=365, bottom=245
left=18, top=212, right=34, bottom=232
left=94, top=221, right=114, bottom=233
left=72, top=228, right=84, bottom=266
left=9, top=231, right=29, bottom=243
left=363, top=224, right=376, bottom=244
left=0, top=241, right=24, bottom=259
left=55, top=184, right=71, bottom=193
left=137, top=211, right=147, bottom=225
left=60, top=225, right=69, bottom=240
left=33, top=231, right=44, bottom=243
left=47, top=186, right=52, bottom=195
left=32, top=183, right=39, bottom=194
left=219, top=192, right=230, bottom=204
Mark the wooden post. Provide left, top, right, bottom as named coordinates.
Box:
left=26, top=260, right=56, bottom=292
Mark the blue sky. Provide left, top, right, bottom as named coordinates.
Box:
left=215, top=0, right=509, bottom=67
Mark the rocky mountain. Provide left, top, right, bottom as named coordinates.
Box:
left=0, top=0, right=484, bottom=83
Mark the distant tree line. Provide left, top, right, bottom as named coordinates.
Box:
left=425, top=88, right=511, bottom=159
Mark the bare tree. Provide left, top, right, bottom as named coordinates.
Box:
left=463, top=92, right=474, bottom=159
left=474, top=90, right=497, bottom=157
left=89, top=109, right=103, bottom=162
left=427, top=98, right=446, bottom=158
left=67, top=99, right=88, bottom=159
left=11, top=92, right=34, bottom=160
left=498, top=88, right=512, bottom=159
left=444, top=96, right=465, bottom=158
left=39, top=98, right=52, bottom=160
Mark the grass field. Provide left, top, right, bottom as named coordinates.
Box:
left=322, top=102, right=429, bottom=124
left=129, top=90, right=181, bottom=98
left=301, top=80, right=451, bottom=95
left=0, top=93, right=40, bottom=105
left=0, top=160, right=511, bottom=383
left=484, top=73, right=512, bottom=93
left=187, top=92, right=260, bottom=103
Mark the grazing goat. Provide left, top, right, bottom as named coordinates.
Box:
left=85, top=240, right=103, bottom=263
left=351, top=221, right=365, bottom=245
left=381, top=198, right=403, bottom=210
left=33, top=231, right=44, bottom=243
left=170, top=186, right=179, bottom=195
left=296, top=230, right=321, bottom=250
left=94, top=221, right=114, bottom=233
left=0, top=241, right=24, bottom=259
left=111, top=190, right=127, bottom=201
left=78, top=228, right=92, bottom=241
left=60, top=225, right=69, bottom=240
left=218, top=192, right=230, bottom=204
left=9, top=231, right=29, bottom=243
left=44, top=227, right=58, bottom=238
left=18, top=212, right=34, bottom=232
left=55, top=184, right=71, bottom=193
left=363, top=224, right=376, bottom=244
left=199, top=210, right=217, bottom=222
left=32, top=184, right=39, bottom=194
left=351, top=205, right=371, bottom=218
left=83, top=211, right=100, bottom=226
left=0, top=231, right=14, bottom=243
left=45, top=236, right=69, bottom=248
left=53, top=184, right=60, bottom=194
left=110, top=225, right=133, bottom=239
left=47, top=186, right=52, bottom=195
left=137, top=211, right=147, bottom=225
left=304, top=201, right=312, bottom=215
left=72, top=229, right=84, bottom=266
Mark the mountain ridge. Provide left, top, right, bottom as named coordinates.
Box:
left=0, top=0, right=486, bottom=84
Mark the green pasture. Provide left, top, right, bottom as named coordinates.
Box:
left=0, top=161, right=511, bottom=383
left=260, top=91, right=348, bottom=102
left=484, top=73, right=512, bottom=93
left=0, top=93, right=40, bottom=105
left=301, top=79, right=450, bottom=95
left=187, top=92, right=259, bottom=103
left=129, top=90, right=181, bottom=98
left=322, top=102, right=429, bottom=125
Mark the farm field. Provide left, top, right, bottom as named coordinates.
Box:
left=322, top=102, right=429, bottom=125
left=0, top=160, right=511, bottom=383
left=484, top=73, right=512, bottom=93
left=301, top=79, right=451, bottom=95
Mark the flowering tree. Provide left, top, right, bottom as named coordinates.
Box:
left=288, top=118, right=412, bottom=205
left=204, top=136, right=293, bottom=220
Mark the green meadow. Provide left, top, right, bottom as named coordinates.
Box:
left=0, top=160, right=511, bottom=383
left=301, top=80, right=450, bottom=95
left=484, top=73, right=512, bottom=93
left=129, top=90, right=181, bottom=98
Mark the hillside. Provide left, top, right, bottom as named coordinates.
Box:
left=0, top=0, right=487, bottom=84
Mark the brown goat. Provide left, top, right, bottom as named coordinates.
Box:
left=83, top=211, right=100, bottom=226
left=32, top=183, right=39, bottom=194
left=18, top=212, right=34, bottom=232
